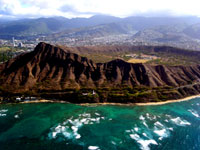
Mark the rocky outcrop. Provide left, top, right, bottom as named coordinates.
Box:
left=0, top=42, right=200, bottom=103
left=0, top=42, right=200, bottom=92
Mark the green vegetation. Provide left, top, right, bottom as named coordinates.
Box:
left=146, top=52, right=199, bottom=65
left=0, top=47, right=11, bottom=52
left=80, top=52, right=123, bottom=63
left=0, top=52, right=12, bottom=62
left=75, top=46, right=200, bottom=65
left=0, top=83, right=183, bottom=103
left=0, top=46, right=25, bottom=63
left=0, top=47, right=13, bottom=62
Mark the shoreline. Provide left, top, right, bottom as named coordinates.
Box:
left=20, top=99, right=68, bottom=104
left=80, top=94, right=200, bottom=106
left=135, top=94, right=200, bottom=106
left=14, top=94, right=200, bottom=106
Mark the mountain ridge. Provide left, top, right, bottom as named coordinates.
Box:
left=1, top=42, right=200, bottom=103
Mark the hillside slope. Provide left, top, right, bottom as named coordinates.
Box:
left=0, top=43, right=200, bottom=103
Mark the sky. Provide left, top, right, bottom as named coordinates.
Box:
left=0, top=0, right=200, bottom=19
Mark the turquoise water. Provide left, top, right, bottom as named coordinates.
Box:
left=0, top=98, right=200, bottom=150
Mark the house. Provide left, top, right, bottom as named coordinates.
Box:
left=82, top=93, right=88, bottom=96
left=92, top=90, right=96, bottom=95
left=16, top=97, right=22, bottom=101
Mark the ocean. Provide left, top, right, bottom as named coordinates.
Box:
left=0, top=97, right=200, bottom=150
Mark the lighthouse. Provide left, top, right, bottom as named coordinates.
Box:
left=12, top=37, right=16, bottom=47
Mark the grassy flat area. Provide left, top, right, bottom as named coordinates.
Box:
left=0, top=47, right=11, bottom=52
left=127, top=58, right=149, bottom=63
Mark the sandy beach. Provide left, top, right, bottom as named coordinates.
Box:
left=80, top=94, right=200, bottom=106
left=6, top=94, right=200, bottom=106
left=20, top=99, right=54, bottom=103
left=135, top=94, right=200, bottom=106
left=20, top=99, right=68, bottom=104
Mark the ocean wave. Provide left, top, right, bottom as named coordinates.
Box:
left=188, top=109, right=199, bottom=118
left=0, top=109, right=8, bottom=113
left=142, top=133, right=148, bottom=137
left=80, top=113, right=91, bottom=117
left=139, top=115, right=145, bottom=120
left=154, top=129, right=168, bottom=138
left=130, top=133, right=158, bottom=150
left=146, top=113, right=157, bottom=120
left=154, top=121, right=164, bottom=127
left=88, top=146, right=100, bottom=150
left=170, top=117, right=191, bottom=126
left=0, top=109, right=8, bottom=117
left=153, top=121, right=170, bottom=141
left=49, top=121, right=81, bottom=140
left=143, top=121, right=148, bottom=128
left=130, top=133, right=140, bottom=139
left=127, top=127, right=158, bottom=150
left=165, top=114, right=191, bottom=126
left=126, top=130, right=131, bottom=133
left=14, top=114, right=19, bottom=118
left=164, top=119, right=169, bottom=122
left=139, top=115, right=149, bottom=128
left=111, top=141, right=116, bottom=145
left=0, top=114, right=6, bottom=117
left=165, top=114, right=171, bottom=118
left=95, top=113, right=100, bottom=116
left=168, top=127, right=173, bottom=131
left=134, top=127, right=139, bottom=132
left=48, top=112, right=105, bottom=141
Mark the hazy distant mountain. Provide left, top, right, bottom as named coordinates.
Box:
left=132, top=24, right=189, bottom=41
left=122, top=16, right=200, bottom=30
left=183, top=23, right=200, bottom=39
left=0, top=17, right=65, bottom=37
left=131, top=22, right=200, bottom=50
left=0, top=15, right=200, bottom=39
left=48, top=22, right=137, bottom=40
left=0, top=15, right=121, bottom=38
left=46, top=16, right=200, bottom=49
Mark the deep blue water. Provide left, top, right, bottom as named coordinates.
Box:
left=0, top=97, right=200, bottom=150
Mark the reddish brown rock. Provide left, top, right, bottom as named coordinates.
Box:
left=0, top=42, right=200, bottom=94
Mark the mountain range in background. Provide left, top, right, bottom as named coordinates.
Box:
left=0, top=15, right=200, bottom=50
left=0, top=15, right=121, bottom=36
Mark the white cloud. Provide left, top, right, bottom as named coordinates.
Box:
left=0, top=0, right=200, bottom=18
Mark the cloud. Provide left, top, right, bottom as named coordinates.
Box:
left=59, top=4, right=102, bottom=16
left=0, top=0, right=200, bottom=19
left=60, top=5, right=77, bottom=13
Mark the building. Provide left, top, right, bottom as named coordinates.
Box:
left=18, top=42, right=23, bottom=48
left=12, top=37, right=16, bottom=47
